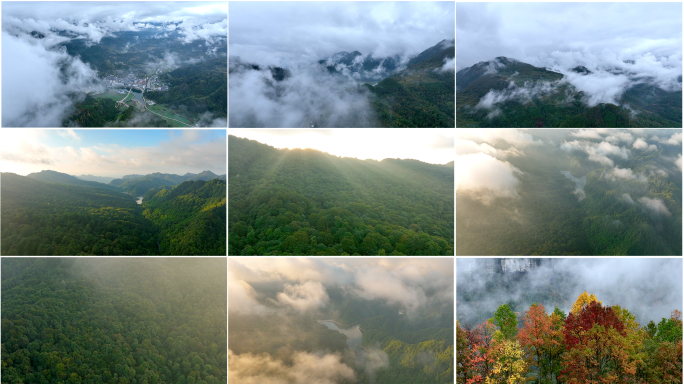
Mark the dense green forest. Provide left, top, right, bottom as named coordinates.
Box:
left=457, top=130, right=682, bottom=256
left=228, top=136, right=454, bottom=255
left=1, top=172, right=226, bottom=256
left=456, top=57, right=682, bottom=127
left=2, top=258, right=227, bottom=384
left=145, top=58, right=227, bottom=119
left=366, top=40, right=455, bottom=128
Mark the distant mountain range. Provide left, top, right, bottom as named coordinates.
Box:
left=230, top=39, right=454, bottom=127
left=457, top=56, right=682, bottom=127
left=27, top=170, right=226, bottom=196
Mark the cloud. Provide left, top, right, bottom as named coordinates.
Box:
left=457, top=3, right=682, bottom=104
left=457, top=258, right=683, bottom=326
left=455, top=139, right=523, bottom=159
left=475, top=81, right=558, bottom=109
left=229, top=258, right=453, bottom=315
left=1, top=32, right=99, bottom=127
left=620, top=193, right=635, bottom=204
left=638, top=196, right=671, bottom=216
left=229, top=350, right=356, bottom=384
left=1, top=130, right=226, bottom=177
left=276, top=281, right=330, bottom=312
left=608, top=167, right=647, bottom=182
left=456, top=128, right=540, bottom=147
left=676, top=154, right=682, bottom=171
left=456, top=153, right=523, bottom=203
left=632, top=138, right=657, bottom=151
left=560, top=139, right=629, bottom=167
left=570, top=129, right=605, bottom=140
left=661, top=132, right=683, bottom=145
left=230, top=2, right=454, bottom=67
left=229, top=63, right=378, bottom=128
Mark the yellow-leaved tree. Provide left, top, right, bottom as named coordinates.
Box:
left=570, top=291, right=602, bottom=315
left=485, top=331, right=527, bottom=384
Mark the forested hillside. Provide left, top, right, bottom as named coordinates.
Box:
left=367, top=40, right=455, bottom=128
left=1, top=258, right=227, bottom=384
left=228, top=136, right=454, bottom=255
left=457, top=130, right=682, bottom=256
left=1, top=173, right=226, bottom=255
left=145, top=58, right=227, bottom=119
left=143, top=179, right=226, bottom=255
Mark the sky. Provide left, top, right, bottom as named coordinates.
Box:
left=2, top=2, right=227, bottom=127
left=0, top=129, right=226, bottom=177
left=457, top=258, right=683, bottom=325
left=229, top=1, right=455, bottom=67
left=229, top=128, right=455, bottom=165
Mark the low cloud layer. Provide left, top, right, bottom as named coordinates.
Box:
left=457, top=3, right=682, bottom=107
left=230, top=2, right=454, bottom=68
left=229, top=63, right=377, bottom=128
left=457, top=258, right=683, bottom=326
left=229, top=350, right=356, bottom=384
left=2, top=2, right=227, bottom=127
left=229, top=258, right=453, bottom=316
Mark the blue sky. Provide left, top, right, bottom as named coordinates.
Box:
left=1, top=129, right=226, bottom=176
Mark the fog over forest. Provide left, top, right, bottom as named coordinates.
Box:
left=229, top=258, right=454, bottom=384
left=457, top=258, right=682, bottom=327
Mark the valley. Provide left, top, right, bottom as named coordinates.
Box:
left=1, top=170, right=226, bottom=255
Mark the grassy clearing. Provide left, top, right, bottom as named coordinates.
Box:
left=147, top=105, right=193, bottom=126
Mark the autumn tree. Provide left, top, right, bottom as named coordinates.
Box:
left=560, top=301, right=636, bottom=384
left=462, top=321, right=497, bottom=384
left=570, top=291, right=601, bottom=316
left=486, top=331, right=527, bottom=384
left=517, top=303, right=564, bottom=384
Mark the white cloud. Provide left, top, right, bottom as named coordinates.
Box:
left=632, top=138, right=657, bottom=151
left=229, top=350, right=356, bottom=384
left=662, top=132, right=683, bottom=145
left=621, top=193, right=635, bottom=204
left=560, top=139, right=629, bottom=167
left=456, top=152, right=523, bottom=203
left=609, top=167, right=647, bottom=182
left=276, top=281, right=330, bottom=312
left=571, top=129, right=605, bottom=140
left=638, top=196, right=671, bottom=216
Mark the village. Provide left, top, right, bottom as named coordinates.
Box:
left=103, top=72, right=168, bottom=92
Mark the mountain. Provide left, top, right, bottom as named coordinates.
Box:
left=1, top=172, right=226, bottom=255
left=142, top=179, right=226, bottom=255
left=27, top=170, right=120, bottom=191
left=229, top=136, right=454, bottom=255
left=111, top=170, right=224, bottom=195
left=318, top=51, right=403, bottom=81
left=76, top=174, right=116, bottom=184
left=365, top=39, right=455, bottom=127
left=456, top=56, right=682, bottom=127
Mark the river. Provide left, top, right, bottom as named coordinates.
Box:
left=319, top=321, right=362, bottom=351
left=560, top=171, right=586, bottom=201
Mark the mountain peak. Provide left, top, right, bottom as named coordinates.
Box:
left=571, top=65, right=592, bottom=75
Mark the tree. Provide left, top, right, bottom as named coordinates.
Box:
left=570, top=291, right=601, bottom=316
left=560, top=301, right=636, bottom=384
left=485, top=333, right=527, bottom=384
left=517, top=303, right=563, bottom=384
left=490, top=304, right=518, bottom=341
